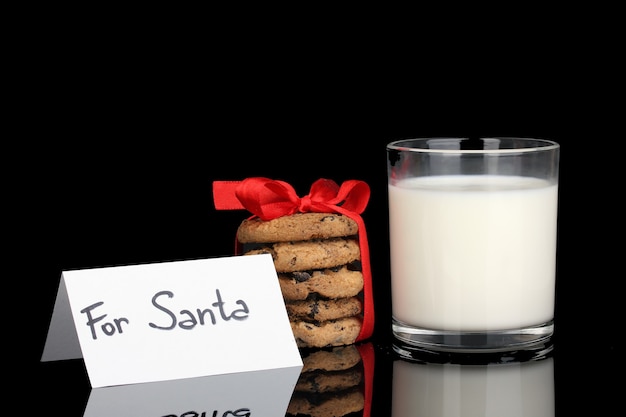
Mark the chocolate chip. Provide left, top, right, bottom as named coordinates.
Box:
left=308, top=302, right=319, bottom=319
left=347, top=260, right=362, bottom=271
left=293, top=271, right=311, bottom=282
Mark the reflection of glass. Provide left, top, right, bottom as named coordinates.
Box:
left=392, top=343, right=554, bottom=417
left=83, top=367, right=300, bottom=417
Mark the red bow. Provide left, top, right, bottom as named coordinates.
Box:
left=213, top=177, right=370, bottom=220
left=213, top=177, right=374, bottom=342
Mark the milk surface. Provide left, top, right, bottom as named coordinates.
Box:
left=388, top=175, right=558, bottom=330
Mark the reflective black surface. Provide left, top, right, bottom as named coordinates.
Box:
left=34, top=333, right=620, bottom=416
left=20, top=89, right=621, bottom=415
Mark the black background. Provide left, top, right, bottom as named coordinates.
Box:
left=13, top=25, right=622, bottom=414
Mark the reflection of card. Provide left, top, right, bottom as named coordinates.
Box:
left=41, top=254, right=302, bottom=388
left=84, top=367, right=301, bottom=417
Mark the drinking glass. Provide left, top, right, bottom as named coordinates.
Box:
left=387, top=137, right=560, bottom=351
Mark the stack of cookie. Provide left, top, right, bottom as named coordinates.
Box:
left=237, top=212, right=364, bottom=348
left=286, top=345, right=365, bottom=416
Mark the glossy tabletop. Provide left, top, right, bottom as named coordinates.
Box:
left=23, top=134, right=621, bottom=416
left=33, top=330, right=619, bottom=416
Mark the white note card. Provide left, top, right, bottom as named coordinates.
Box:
left=41, top=254, right=303, bottom=388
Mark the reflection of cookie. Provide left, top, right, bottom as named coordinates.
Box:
left=300, top=345, right=363, bottom=373
left=295, top=368, right=362, bottom=393
left=286, top=297, right=362, bottom=322
left=237, top=212, right=358, bottom=243
left=287, top=387, right=364, bottom=417
left=288, top=345, right=365, bottom=416
left=243, top=238, right=360, bottom=272
left=278, top=265, right=364, bottom=301
left=291, top=317, right=362, bottom=348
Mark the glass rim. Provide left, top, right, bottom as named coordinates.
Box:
left=387, top=137, right=560, bottom=154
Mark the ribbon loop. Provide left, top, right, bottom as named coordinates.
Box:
left=233, top=177, right=301, bottom=220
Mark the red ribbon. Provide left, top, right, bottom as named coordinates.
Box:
left=213, top=177, right=374, bottom=342
left=357, top=342, right=375, bottom=417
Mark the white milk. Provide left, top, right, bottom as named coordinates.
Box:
left=388, top=175, right=558, bottom=330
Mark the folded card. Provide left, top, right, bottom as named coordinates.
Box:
left=41, top=254, right=303, bottom=388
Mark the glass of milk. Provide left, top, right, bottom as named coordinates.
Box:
left=387, top=137, right=560, bottom=352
